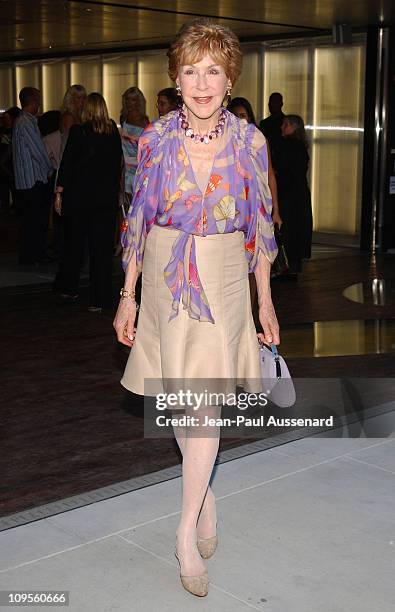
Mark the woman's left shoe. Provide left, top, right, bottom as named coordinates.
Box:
left=196, top=534, right=218, bottom=559
left=197, top=520, right=218, bottom=559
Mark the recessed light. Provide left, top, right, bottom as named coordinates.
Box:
left=16, top=37, right=25, bottom=42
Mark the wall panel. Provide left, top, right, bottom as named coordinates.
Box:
left=103, top=55, right=137, bottom=123
left=137, top=53, right=172, bottom=121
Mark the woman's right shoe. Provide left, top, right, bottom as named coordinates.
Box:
left=174, top=550, right=209, bottom=597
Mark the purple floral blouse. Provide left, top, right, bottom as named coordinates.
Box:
left=121, top=109, right=278, bottom=323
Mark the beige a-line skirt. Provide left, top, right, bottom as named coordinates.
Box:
left=121, top=224, right=262, bottom=403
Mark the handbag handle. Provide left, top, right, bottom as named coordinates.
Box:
left=258, top=339, right=282, bottom=379
left=270, top=344, right=282, bottom=379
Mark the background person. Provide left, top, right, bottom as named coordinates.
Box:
left=227, top=96, right=257, bottom=124
left=118, top=87, right=150, bottom=260
left=38, top=110, right=62, bottom=172
left=54, top=93, right=122, bottom=310
left=60, top=84, right=87, bottom=134
left=0, top=106, right=21, bottom=214
left=12, top=87, right=53, bottom=265
left=120, top=86, right=149, bottom=197
left=228, top=95, right=282, bottom=308
left=38, top=110, right=63, bottom=259
left=156, top=87, right=178, bottom=116
left=275, top=114, right=313, bottom=278
left=259, top=92, right=285, bottom=166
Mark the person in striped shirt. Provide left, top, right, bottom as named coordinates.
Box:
left=12, top=87, right=54, bottom=265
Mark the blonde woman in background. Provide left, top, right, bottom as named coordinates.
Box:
left=116, top=87, right=150, bottom=257
left=120, top=87, right=149, bottom=197
left=60, top=84, right=87, bottom=134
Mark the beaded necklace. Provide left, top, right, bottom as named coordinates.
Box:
left=178, top=106, right=226, bottom=144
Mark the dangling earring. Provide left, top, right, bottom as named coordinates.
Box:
left=225, top=85, right=232, bottom=106
left=176, top=84, right=183, bottom=107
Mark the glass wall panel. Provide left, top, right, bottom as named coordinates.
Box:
left=263, top=48, right=309, bottom=121
left=103, top=55, right=137, bottom=124
left=42, top=60, right=69, bottom=112
left=0, top=65, right=14, bottom=110
left=232, top=51, right=259, bottom=120
left=0, top=39, right=366, bottom=243
left=311, top=45, right=365, bottom=235
left=15, top=62, right=41, bottom=101
left=70, top=56, right=102, bottom=94
left=137, top=53, right=172, bottom=121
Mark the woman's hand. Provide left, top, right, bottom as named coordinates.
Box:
left=272, top=210, right=283, bottom=229
left=113, top=298, right=138, bottom=347
left=54, top=192, right=62, bottom=216
left=257, top=292, right=280, bottom=346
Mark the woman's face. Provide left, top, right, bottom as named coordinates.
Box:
left=281, top=119, right=294, bottom=138
left=232, top=105, right=250, bottom=122
left=73, top=91, right=86, bottom=112
left=125, top=94, right=141, bottom=113
left=157, top=95, right=176, bottom=117
left=178, top=54, right=230, bottom=120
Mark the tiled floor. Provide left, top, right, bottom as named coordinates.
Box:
left=1, top=426, right=394, bottom=612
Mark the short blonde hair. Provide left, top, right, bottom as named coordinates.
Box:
left=82, top=92, right=113, bottom=135
left=167, top=18, right=242, bottom=86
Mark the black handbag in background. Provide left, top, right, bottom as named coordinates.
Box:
left=272, top=224, right=289, bottom=276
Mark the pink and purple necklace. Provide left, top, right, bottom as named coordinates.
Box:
left=178, top=107, right=227, bottom=144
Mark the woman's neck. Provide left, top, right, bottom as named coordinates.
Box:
left=126, top=110, right=143, bottom=124
left=185, top=106, right=222, bottom=134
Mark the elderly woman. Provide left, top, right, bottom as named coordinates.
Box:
left=113, top=19, right=280, bottom=597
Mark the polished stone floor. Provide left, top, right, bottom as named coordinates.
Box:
left=343, top=278, right=395, bottom=306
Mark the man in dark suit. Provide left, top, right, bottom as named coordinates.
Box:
left=259, top=92, right=285, bottom=167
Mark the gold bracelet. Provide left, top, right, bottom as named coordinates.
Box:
left=122, top=297, right=139, bottom=310
left=120, top=287, right=135, bottom=299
